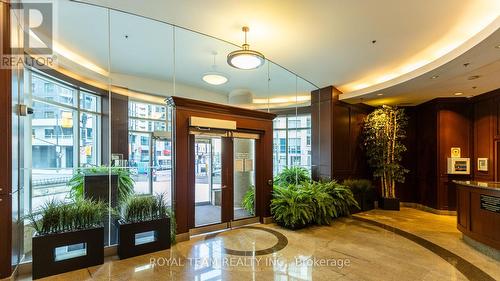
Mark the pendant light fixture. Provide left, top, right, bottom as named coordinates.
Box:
left=227, top=26, right=265, bottom=70
left=202, top=52, right=228, bottom=85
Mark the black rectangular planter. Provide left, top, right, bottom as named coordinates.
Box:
left=351, top=193, right=375, bottom=214
left=379, top=197, right=400, bottom=210
left=32, top=227, right=104, bottom=279
left=84, top=174, right=119, bottom=245
left=118, top=217, right=171, bottom=259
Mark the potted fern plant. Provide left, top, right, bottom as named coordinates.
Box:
left=274, top=166, right=311, bottom=186
left=363, top=105, right=408, bottom=210
left=270, top=178, right=358, bottom=230
left=117, top=194, right=172, bottom=259
left=27, top=198, right=108, bottom=279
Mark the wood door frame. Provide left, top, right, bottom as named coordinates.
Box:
left=170, top=96, right=275, bottom=235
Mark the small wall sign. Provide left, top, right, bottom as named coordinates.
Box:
left=477, top=158, right=488, bottom=171
left=451, top=147, right=461, bottom=158
left=480, top=194, right=500, bottom=213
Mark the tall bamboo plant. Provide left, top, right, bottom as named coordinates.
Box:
left=363, top=105, right=408, bottom=198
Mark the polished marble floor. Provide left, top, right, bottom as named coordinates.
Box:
left=18, top=207, right=500, bottom=281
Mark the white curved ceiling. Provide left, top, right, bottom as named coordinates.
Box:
left=75, top=0, right=500, bottom=103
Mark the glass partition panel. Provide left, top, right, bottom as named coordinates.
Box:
left=15, top=0, right=320, bottom=261
left=21, top=1, right=112, bottom=259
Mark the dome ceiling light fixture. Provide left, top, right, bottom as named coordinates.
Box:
left=202, top=52, right=228, bottom=85
left=227, top=26, right=265, bottom=70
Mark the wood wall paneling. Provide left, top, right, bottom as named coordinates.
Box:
left=311, top=86, right=371, bottom=182
left=332, top=104, right=351, bottom=174
left=473, top=99, right=495, bottom=181
left=397, top=107, right=418, bottom=202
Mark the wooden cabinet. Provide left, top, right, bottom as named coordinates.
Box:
left=456, top=183, right=500, bottom=250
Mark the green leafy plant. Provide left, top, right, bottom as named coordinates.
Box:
left=68, top=166, right=135, bottom=203
left=363, top=105, right=408, bottom=198
left=301, top=181, right=335, bottom=225
left=271, top=180, right=358, bottom=230
left=26, top=198, right=108, bottom=236
left=342, top=179, right=374, bottom=195
left=167, top=207, right=177, bottom=244
left=242, top=186, right=255, bottom=215
left=321, top=180, right=359, bottom=217
left=271, top=185, right=314, bottom=229
left=274, top=166, right=311, bottom=187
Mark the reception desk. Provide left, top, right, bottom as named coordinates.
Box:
left=454, top=181, right=500, bottom=251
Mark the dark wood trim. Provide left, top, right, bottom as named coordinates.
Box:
left=168, top=96, right=277, bottom=121
left=221, top=137, right=233, bottom=223
left=173, top=100, right=274, bottom=234
left=471, top=88, right=500, bottom=103
left=0, top=1, right=13, bottom=278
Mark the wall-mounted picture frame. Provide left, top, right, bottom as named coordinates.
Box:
left=477, top=158, right=488, bottom=171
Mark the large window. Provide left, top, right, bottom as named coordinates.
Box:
left=273, top=114, right=311, bottom=176
left=27, top=70, right=102, bottom=212
left=128, top=100, right=172, bottom=202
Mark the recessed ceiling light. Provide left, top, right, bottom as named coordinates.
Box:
left=430, top=75, right=439, bottom=79
left=202, top=73, right=228, bottom=85
left=227, top=26, right=265, bottom=70
left=468, top=75, right=480, bottom=80
left=495, top=44, right=500, bottom=49
left=454, top=92, right=463, bottom=96
left=377, top=93, right=383, bottom=96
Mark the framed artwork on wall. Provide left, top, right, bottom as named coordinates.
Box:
left=477, top=158, right=488, bottom=171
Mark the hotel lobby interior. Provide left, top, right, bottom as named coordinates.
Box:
left=0, top=1, right=499, bottom=280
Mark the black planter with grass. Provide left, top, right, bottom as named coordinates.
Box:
left=379, top=197, right=400, bottom=210
left=32, top=227, right=104, bottom=279
left=117, top=194, right=173, bottom=259
left=118, top=217, right=170, bottom=259
left=27, top=198, right=108, bottom=279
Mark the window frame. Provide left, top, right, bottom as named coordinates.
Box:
left=273, top=113, right=312, bottom=175
left=26, top=69, right=102, bottom=213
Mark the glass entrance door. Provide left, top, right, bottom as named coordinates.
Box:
left=233, top=138, right=256, bottom=220
left=194, top=136, right=222, bottom=227
left=192, top=133, right=258, bottom=230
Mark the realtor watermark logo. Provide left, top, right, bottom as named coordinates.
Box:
left=1, top=1, right=57, bottom=69
left=149, top=256, right=351, bottom=270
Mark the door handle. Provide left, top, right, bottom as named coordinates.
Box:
left=221, top=185, right=227, bottom=189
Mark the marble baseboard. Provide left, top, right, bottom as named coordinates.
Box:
left=262, top=216, right=274, bottom=224
left=401, top=202, right=457, bottom=216
left=463, top=234, right=500, bottom=261
left=176, top=232, right=190, bottom=242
